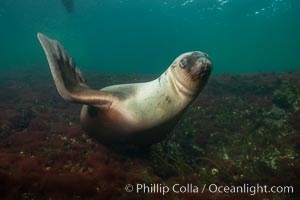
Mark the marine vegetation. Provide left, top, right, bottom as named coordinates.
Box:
left=151, top=73, right=299, bottom=199
left=0, top=69, right=299, bottom=199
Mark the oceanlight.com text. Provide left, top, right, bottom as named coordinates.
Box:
left=124, top=183, right=294, bottom=196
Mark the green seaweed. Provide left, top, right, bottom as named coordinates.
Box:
left=273, top=80, right=300, bottom=111
left=150, top=79, right=299, bottom=188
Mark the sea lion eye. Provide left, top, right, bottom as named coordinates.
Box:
left=179, top=59, right=187, bottom=68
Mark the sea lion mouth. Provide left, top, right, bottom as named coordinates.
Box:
left=191, top=69, right=211, bottom=81
left=199, top=68, right=211, bottom=76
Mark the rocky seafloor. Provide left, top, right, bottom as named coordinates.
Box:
left=0, top=68, right=299, bottom=200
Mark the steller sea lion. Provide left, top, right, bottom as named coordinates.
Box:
left=37, top=33, right=212, bottom=146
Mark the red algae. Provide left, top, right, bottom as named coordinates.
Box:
left=0, top=70, right=299, bottom=199
left=28, top=117, right=48, bottom=131
left=40, top=173, right=97, bottom=195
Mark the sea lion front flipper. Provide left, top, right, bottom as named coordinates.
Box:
left=37, top=32, right=114, bottom=109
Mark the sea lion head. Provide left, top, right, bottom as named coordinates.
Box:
left=170, top=51, right=212, bottom=96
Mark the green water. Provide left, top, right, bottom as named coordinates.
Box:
left=0, top=0, right=299, bottom=74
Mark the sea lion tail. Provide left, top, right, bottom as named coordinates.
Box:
left=37, top=32, right=114, bottom=109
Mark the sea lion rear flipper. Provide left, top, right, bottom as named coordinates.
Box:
left=37, top=32, right=114, bottom=109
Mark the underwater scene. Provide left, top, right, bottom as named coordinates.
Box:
left=0, top=0, right=299, bottom=199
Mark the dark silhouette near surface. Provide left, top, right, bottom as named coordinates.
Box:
left=61, top=0, right=74, bottom=13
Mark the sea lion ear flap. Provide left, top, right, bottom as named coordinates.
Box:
left=37, top=33, right=114, bottom=109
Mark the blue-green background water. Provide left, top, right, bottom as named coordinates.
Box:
left=0, top=0, right=299, bottom=74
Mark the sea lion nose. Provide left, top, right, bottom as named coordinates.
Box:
left=200, top=56, right=206, bottom=65
left=199, top=54, right=211, bottom=72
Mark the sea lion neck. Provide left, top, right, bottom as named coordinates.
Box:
left=160, top=66, right=198, bottom=99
